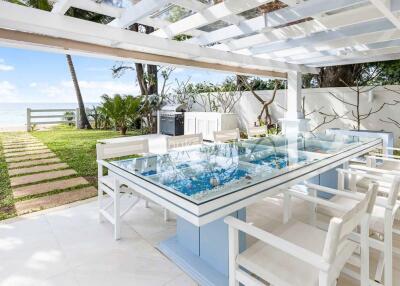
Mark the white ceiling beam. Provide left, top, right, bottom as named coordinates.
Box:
left=109, top=0, right=168, bottom=28
left=288, top=45, right=400, bottom=65
left=308, top=52, right=400, bottom=67
left=169, top=0, right=207, bottom=12
left=370, top=0, right=400, bottom=29
left=0, top=1, right=318, bottom=74
left=151, top=0, right=272, bottom=39
left=249, top=17, right=395, bottom=55
left=51, top=0, right=71, bottom=14
left=212, top=4, right=383, bottom=52
left=186, top=0, right=367, bottom=46
left=54, top=0, right=123, bottom=18
left=139, top=17, right=205, bottom=37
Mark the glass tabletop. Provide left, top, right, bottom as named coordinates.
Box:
left=108, top=133, right=376, bottom=205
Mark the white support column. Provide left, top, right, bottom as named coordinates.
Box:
left=286, top=71, right=303, bottom=119
left=75, top=108, right=80, bottom=128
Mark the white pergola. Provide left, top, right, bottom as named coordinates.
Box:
left=1, top=0, right=400, bottom=119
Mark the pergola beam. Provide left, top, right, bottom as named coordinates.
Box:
left=0, top=28, right=287, bottom=79
left=151, top=0, right=272, bottom=39
left=52, top=0, right=71, bottom=15
left=186, top=0, right=366, bottom=46
left=370, top=0, right=400, bottom=29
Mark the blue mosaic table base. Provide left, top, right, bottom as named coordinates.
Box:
left=158, top=209, right=246, bottom=286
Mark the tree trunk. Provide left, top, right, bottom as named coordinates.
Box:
left=121, top=126, right=127, bottom=135
left=318, top=64, right=362, bottom=87
left=66, top=54, right=92, bottom=129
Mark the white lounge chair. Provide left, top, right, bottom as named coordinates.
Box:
left=213, top=128, right=240, bottom=143
left=166, top=133, right=203, bottom=150
left=285, top=169, right=400, bottom=286
left=97, top=139, right=169, bottom=240
left=225, top=183, right=378, bottom=286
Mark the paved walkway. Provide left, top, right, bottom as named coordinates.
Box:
left=1, top=133, right=97, bottom=215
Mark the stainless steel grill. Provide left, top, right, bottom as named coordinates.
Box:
left=159, top=104, right=186, bottom=136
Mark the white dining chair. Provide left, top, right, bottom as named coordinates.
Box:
left=213, top=128, right=240, bottom=143
left=285, top=169, right=400, bottom=286
left=225, top=183, right=378, bottom=286
left=366, top=146, right=400, bottom=172
left=96, top=139, right=169, bottom=240
left=246, top=124, right=268, bottom=139
left=166, top=133, right=203, bottom=150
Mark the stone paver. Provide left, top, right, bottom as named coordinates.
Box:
left=6, top=152, right=56, bottom=163
left=8, top=162, right=69, bottom=176
left=3, top=145, right=47, bottom=152
left=2, top=132, right=98, bottom=216
left=8, top=157, right=61, bottom=169
left=10, top=169, right=77, bottom=187
left=13, top=177, right=90, bottom=198
left=4, top=148, right=52, bottom=158
left=15, top=186, right=97, bottom=215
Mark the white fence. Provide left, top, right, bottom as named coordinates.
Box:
left=186, top=85, right=400, bottom=144
left=27, top=108, right=79, bottom=131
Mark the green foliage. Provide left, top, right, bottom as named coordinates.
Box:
left=98, top=94, right=141, bottom=135
left=32, top=125, right=140, bottom=186
left=0, top=137, right=15, bottom=220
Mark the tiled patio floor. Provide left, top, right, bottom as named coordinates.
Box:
left=1, top=195, right=399, bottom=286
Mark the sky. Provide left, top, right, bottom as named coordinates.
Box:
left=0, top=46, right=232, bottom=104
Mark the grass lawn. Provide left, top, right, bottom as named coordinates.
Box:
left=0, top=125, right=141, bottom=220
left=32, top=125, right=141, bottom=186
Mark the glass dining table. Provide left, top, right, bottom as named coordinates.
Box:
left=100, top=133, right=381, bottom=286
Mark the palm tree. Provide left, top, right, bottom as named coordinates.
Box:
left=8, top=0, right=97, bottom=129
left=99, top=94, right=141, bottom=135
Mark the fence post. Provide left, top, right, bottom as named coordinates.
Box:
left=75, top=108, right=80, bottom=128
left=26, top=108, right=31, bottom=132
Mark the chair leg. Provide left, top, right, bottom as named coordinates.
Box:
left=228, top=225, right=239, bottom=286
left=308, top=188, right=317, bottom=226
left=114, top=179, right=121, bottom=240
left=360, top=215, right=370, bottom=286
left=374, top=251, right=384, bottom=283
left=145, top=199, right=149, bottom=208
left=163, top=208, right=169, bottom=222
left=98, top=185, right=104, bottom=223
left=384, top=213, right=393, bottom=286
left=318, top=271, right=329, bottom=286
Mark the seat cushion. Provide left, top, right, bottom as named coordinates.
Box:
left=318, top=196, right=386, bottom=233
left=237, top=221, right=354, bottom=286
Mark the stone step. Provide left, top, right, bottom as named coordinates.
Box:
left=2, top=139, right=40, bottom=144
left=3, top=145, right=47, bottom=152
left=8, top=163, right=69, bottom=177
left=2, top=142, right=42, bottom=148
left=13, top=177, right=89, bottom=198
left=4, top=148, right=52, bottom=158
left=8, top=157, right=61, bottom=169
left=10, top=169, right=77, bottom=187
left=6, top=152, right=56, bottom=163
left=15, top=186, right=97, bottom=215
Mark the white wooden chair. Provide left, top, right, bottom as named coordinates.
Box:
left=166, top=133, right=203, bottom=150
left=97, top=139, right=169, bottom=240
left=366, top=146, right=400, bottom=172
left=225, top=183, right=378, bottom=286
left=213, top=128, right=240, bottom=143
left=286, top=169, right=400, bottom=286
left=246, top=124, right=268, bottom=139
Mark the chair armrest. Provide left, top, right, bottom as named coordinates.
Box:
left=370, top=152, right=400, bottom=160
left=224, top=216, right=330, bottom=272
left=348, top=164, right=400, bottom=176
left=367, top=155, right=400, bottom=164
left=303, top=182, right=392, bottom=210
left=336, top=168, right=394, bottom=183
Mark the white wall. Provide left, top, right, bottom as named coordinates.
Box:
left=189, top=85, right=400, bottom=144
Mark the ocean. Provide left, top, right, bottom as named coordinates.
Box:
left=0, top=102, right=98, bottom=129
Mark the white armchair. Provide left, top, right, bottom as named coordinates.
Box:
left=213, top=128, right=240, bottom=143
left=225, top=183, right=378, bottom=286
left=166, top=133, right=203, bottom=150
left=286, top=169, right=400, bottom=286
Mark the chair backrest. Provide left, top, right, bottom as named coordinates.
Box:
left=96, top=139, right=149, bottom=160
left=388, top=176, right=400, bottom=207
left=167, top=134, right=203, bottom=150
left=213, top=128, right=240, bottom=143
left=322, top=182, right=378, bottom=263
left=246, top=125, right=268, bottom=138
